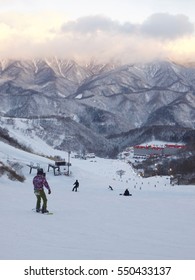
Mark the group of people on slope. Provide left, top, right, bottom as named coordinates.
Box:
left=33, top=168, right=131, bottom=214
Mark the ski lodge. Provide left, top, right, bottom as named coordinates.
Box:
left=133, top=144, right=185, bottom=158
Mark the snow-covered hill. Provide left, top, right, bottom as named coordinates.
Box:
left=0, top=137, right=195, bottom=260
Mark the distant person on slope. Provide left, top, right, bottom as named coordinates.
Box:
left=120, top=188, right=132, bottom=196
left=72, top=179, right=79, bottom=192
left=123, top=188, right=132, bottom=196
left=33, top=169, right=51, bottom=213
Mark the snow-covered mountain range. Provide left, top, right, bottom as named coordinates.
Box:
left=0, top=58, right=195, bottom=156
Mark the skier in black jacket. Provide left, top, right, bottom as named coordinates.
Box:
left=72, top=179, right=79, bottom=192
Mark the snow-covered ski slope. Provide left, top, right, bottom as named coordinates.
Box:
left=0, top=139, right=195, bottom=260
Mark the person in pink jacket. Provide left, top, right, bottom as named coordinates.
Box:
left=33, top=169, right=51, bottom=213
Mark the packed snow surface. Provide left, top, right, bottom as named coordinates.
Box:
left=0, top=139, right=195, bottom=260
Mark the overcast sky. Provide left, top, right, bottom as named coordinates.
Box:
left=0, top=0, right=195, bottom=63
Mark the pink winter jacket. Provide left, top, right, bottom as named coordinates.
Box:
left=33, top=175, right=50, bottom=191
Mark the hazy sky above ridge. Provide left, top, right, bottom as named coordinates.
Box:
left=0, top=0, right=194, bottom=63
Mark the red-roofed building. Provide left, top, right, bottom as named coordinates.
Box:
left=133, top=143, right=185, bottom=158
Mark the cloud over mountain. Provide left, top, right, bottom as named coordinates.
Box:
left=61, top=13, right=194, bottom=39
left=61, top=15, right=137, bottom=34
left=141, top=13, right=194, bottom=39
left=59, top=13, right=195, bottom=62
left=0, top=11, right=194, bottom=62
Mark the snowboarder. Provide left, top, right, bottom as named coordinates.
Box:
left=72, top=179, right=79, bottom=192
left=33, top=168, right=51, bottom=213
left=123, top=188, right=131, bottom=196
left=108, top=185, right=113, bottom=191
left=120, top=188, right=132, bottom=196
